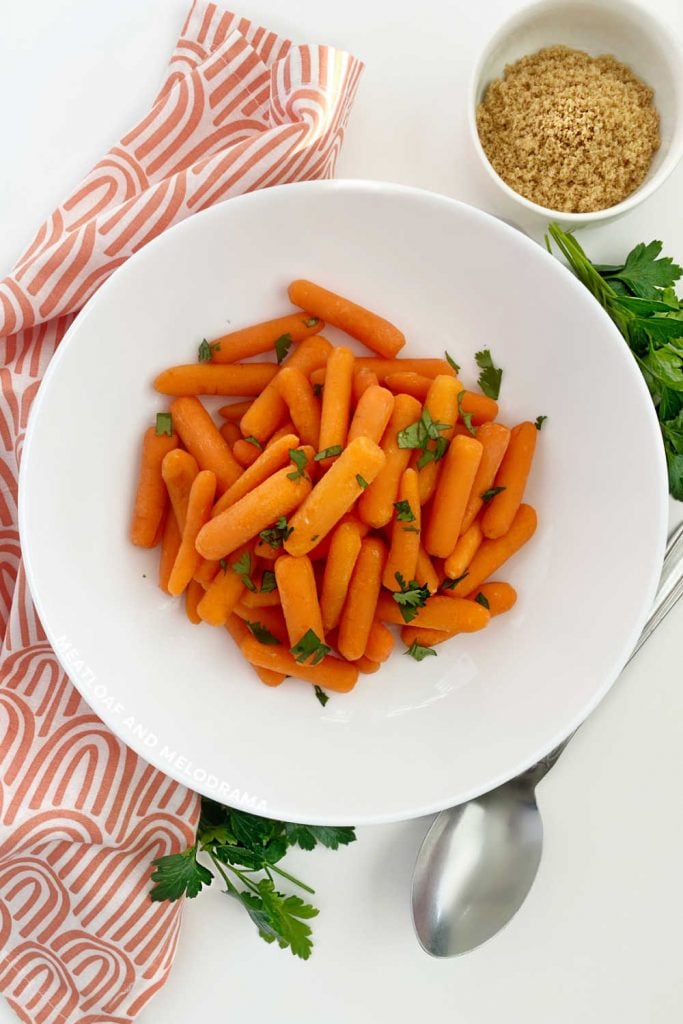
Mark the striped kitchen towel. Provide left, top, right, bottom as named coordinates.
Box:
left=0, top=5, right=362, bottom=1020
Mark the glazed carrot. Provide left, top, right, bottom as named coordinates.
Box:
left=449, top=504, right=538, bottom=596
left=459, top=422, right=511, bottom=534
left=383, top=468, right=421, bottom=590
left=354, top=357, right=455, bottom=381
left=444, top=521, right=483, bottom=581
left=212, top=433, right=300, bottom=516
left=130, top=425, right=178, bottom=547
left=284, top=437, right=386, bottom=556
left=318, top=345, right=354, bottom=458
left=240, top=585, right=281, bottom=609
left=465, top=581, right=517, bottom=616
left=255, top=667, right=287, bottom=687
left=353, top=656, right=380, bottom=674
left=460, top=391, right=498, bottom=425
left=376, top=593, right=490, bottom=632
left=308, top=513, right=370, bottom=562
left=240, top=335, right=333, bottom=443
left=208, top=312, right=324, bottom=363
left=155, top=363, right=279, bottom=396
left=170, top=397, right=242, bottom=495
left=364, top=619, right=394, bottom=662
left=424, top=435, right=483, bottom=558
left=416, top=375, right=464, bottom=505
left=416, top=545, right=440, bottom=594
left=319, top=519, right=363, bottom=632
left=196, top=447, right=314, bottom=559
left=159, top=512, right=181, bottom=592
left=241, top=636, right=359, bottom=692
left=185, top=578, right=204, bottom=624
left=310, top=366, right=326, bottom=391
left=289, top=279, right=405, bottom=358
left=168, top=470, right=217, bottom=596
left=197, top=553, right=247, bottom=626
left=352, top=368, right=379, bottom=402
left=347, top=385, right=394, bottom=444
left=194, top=557, right=219, bottom=589
left=358, top=393, right=422, bottom=528
left=218, top=399, right=253, bottom=422
left=274, top=367, right=321, bottom=448
left=220, top=421, right=242, bottom=447
left=266, top=422, right=297, bottom=447
left=233, top=602, right=289, bottom=644
left=481, top=422, right=537, bottom=539
left=232, top=438, right=261, bottom=468
left=400, top=624, right=455, bottom=648
left=337, top=536, right=387, bottom=661
left=383, top=372, right=432, bottom=401
left=275, top=555, right=324, bottom=645
left=225, top=614, right=285, bottom=686
left=161, top=449, right=199, bottom=529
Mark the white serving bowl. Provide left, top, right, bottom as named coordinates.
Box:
left=468, top=0, right=683, bottom=224
left=19, top=180, right=667, bottom=824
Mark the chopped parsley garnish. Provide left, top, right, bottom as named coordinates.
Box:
left=404, top=641, right=437, bottom=662
left=198, top=339, right=220, bottom=362
left=474, top=349, right=503, bottom=399
left=260, top=570, right=277, bottom=593
left=259, top=516, right=293, bottom=549
left=244, top=435, right=263, bottom=449
left=155, top=412, right=173, bottom=436
left=303, top=317, right=320, bottom=328
left=246, top=620, right=280, bottom=644
left=481, top=486, right=506, bottom=501
left=474, top=592, right=490, bottom=610
left=290, top=629, right=331, bottom=666
left=534, top=415, right=548, bottom=431
left=393, top=499, right=416, bottom=522
left=287, top=448, right=309, bottom=481
left=457, top=389, right=476, bottom=436
left=314, top=685, right=329, bottom=707
left=356, top=474, right=369, bottom=489
left=445, top=350, right=460, bottom=374
left=441, top=571, right=468, bottom=591
left=274, top=333, right=294, bottom=363
left=314, top=445, right=343, bottom=461
left=392, top=572, right=430, bottom=623
left=232, top=551, right=257, bottom=592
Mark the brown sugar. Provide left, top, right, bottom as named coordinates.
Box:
left=476, top=45, right=660, bottom=212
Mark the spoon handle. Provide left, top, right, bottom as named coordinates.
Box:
left=627, top=520, right=683, bottom=665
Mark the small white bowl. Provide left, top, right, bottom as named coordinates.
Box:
left=468, top=0, right=683, bottom=223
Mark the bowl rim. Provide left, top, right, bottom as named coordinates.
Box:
left=19, top=178, right=669, bottom=824
left=467, top=0, right=683, bottom=223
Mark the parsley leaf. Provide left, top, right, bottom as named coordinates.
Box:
left=356, top=474, right=369, bottom=489
left=232, top=551, right=257, bottom=592
left=313, top=685, right=329, bottom=707
left=394, top=499, right=415, bottom=522
left=246, top=620, right=280, bottom=645
left=244, top=435, right=263, bottom=449
left=259, top=516, right=293, bottom=549
left=260, top=570, right=277, bottom=593
left=597, top=240, right=683, bottom=300
left=155, top=412, right=173, bottom=436
left=441, top=571, right=468, bottom=591
left=403, top=525, right=420, bottom=534
left=457, top=389, right=476, bottom=436
left=287, top=448, right=308, bottom=481
left=474, top=349, right=503, bottom=399
left=534, top=415, right=548, bottom=431
left=416, top=436, right=448, bottom=469
left=150, top=845, right=213, bottom=901
left=302, top=317, right=319, bottom=327
left=474, top=592, right=490, bottom=609
left=314, top=445, right=343, bottom=461
left=290, top=629, right=330, bottom=666
left=284, top=823, right=356, bottom=851
left=445, top=350, right=460, bottom=374
left=404, top=641, right=437, bottom=662
left=393, top=572, right=430, bottom=623
left=275, top=333, right=293, bottom=363
left=198, top=339, right=221, bottom=362
left=397, top=408, right=451, bottom=450
left=481, top=485, right=506, bottom=501
left=237, top=879, right=318, bottom=960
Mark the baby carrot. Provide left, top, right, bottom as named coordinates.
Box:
left=241, top=636, right=359, bottom=692
left=240, top=586, right=281, bottom=609
left=194, top=557, right=219, bottom=589
left=196, top=448, right=314, bottom=560
left=240, top=335, right=333, bottom=443
left=170, top=396, right=242, bottom=495
left=383, top=371, right=432, bottom=401
left=376, top=593, right=490, bottom=632
left=461, top=391, right=498, bottom=425
left=130, top=425, right=178, bottom=547
left=185, top=578, right=204, bottom=624
left=337, top=536, right=387, bottom=662
left=197, top=553, right=247, bottom=626
left=208, top=312, right=323, bottom=363
left=424, top=435, right=483, bottom=558
left=274, top=367, right=321, bottom=448
left=383, top=468, right=421, bottom=590
left=353, top=656, right=380, bottom=674
left=159, top=512, right=181, bottom=592
left=308, top=513, right=370, bottom=562
left=212, top=433, right=299, bottom=515
left=320, top=519, right=363, bottom=632
left=416, top=545, right=440, bottom=594
left=444, top=521, right=483, bottom=581
left=289, top=279, right=405, bottom=358
left=481, top=422, right=537, bottom=539
left=352, top=368, right=379, bottom=402
left=318, top=345, right=354, bottom=459
left=232, top=438, right=261, bottom=468
left=310, top=367, right=326, bottom=391
left=465, top=581, right=517, bottom=616
left=255, top=667, right=287, bottom=687
left=225, top=614, right=285, bottom=686
left=358, top=393, right=422, bottom=528
left=400, top=624, right=454, bottom=648
left=218, top=399, right=253, bottom=422
left=275, top=554, right=324, bottom=646
left=168, top=470, right=216, bottom=596
left=416, top=375, right=464, bottom=505
left=233, top=602, right=289, bottom=644
left=284, top=437, right=386, bottom=556
left=364, top=619, right=394, bottom=662
left=266, top=422, right=297, bottom=447
left=347, top=385, right=394, bottom=445
left=220, top=421, right=242, bottom=447
left=459, top=422, right=511, bottom=534
left=162, top=449, right=198, bottom=529
left=449, top=504, right=538, bottom=597
left=155, top=363, right=278, bottom=396
left=354, top=357, right=455, bottom=381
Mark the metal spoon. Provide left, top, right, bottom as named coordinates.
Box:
left=412, top=521, right=683, bottom=958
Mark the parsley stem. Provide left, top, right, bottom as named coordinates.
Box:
left=208, top=853, right=238, bottom=895
left=269, top=862, right=316, bottom=895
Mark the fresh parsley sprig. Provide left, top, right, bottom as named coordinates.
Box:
left=474, top=349, right=503, bottom=399
left=150, top=798, right=355, bottom=959
left=393, top=572, right=430, bottom=623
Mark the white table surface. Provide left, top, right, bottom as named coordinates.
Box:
left=3, top=1, right=683, bottom=1021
